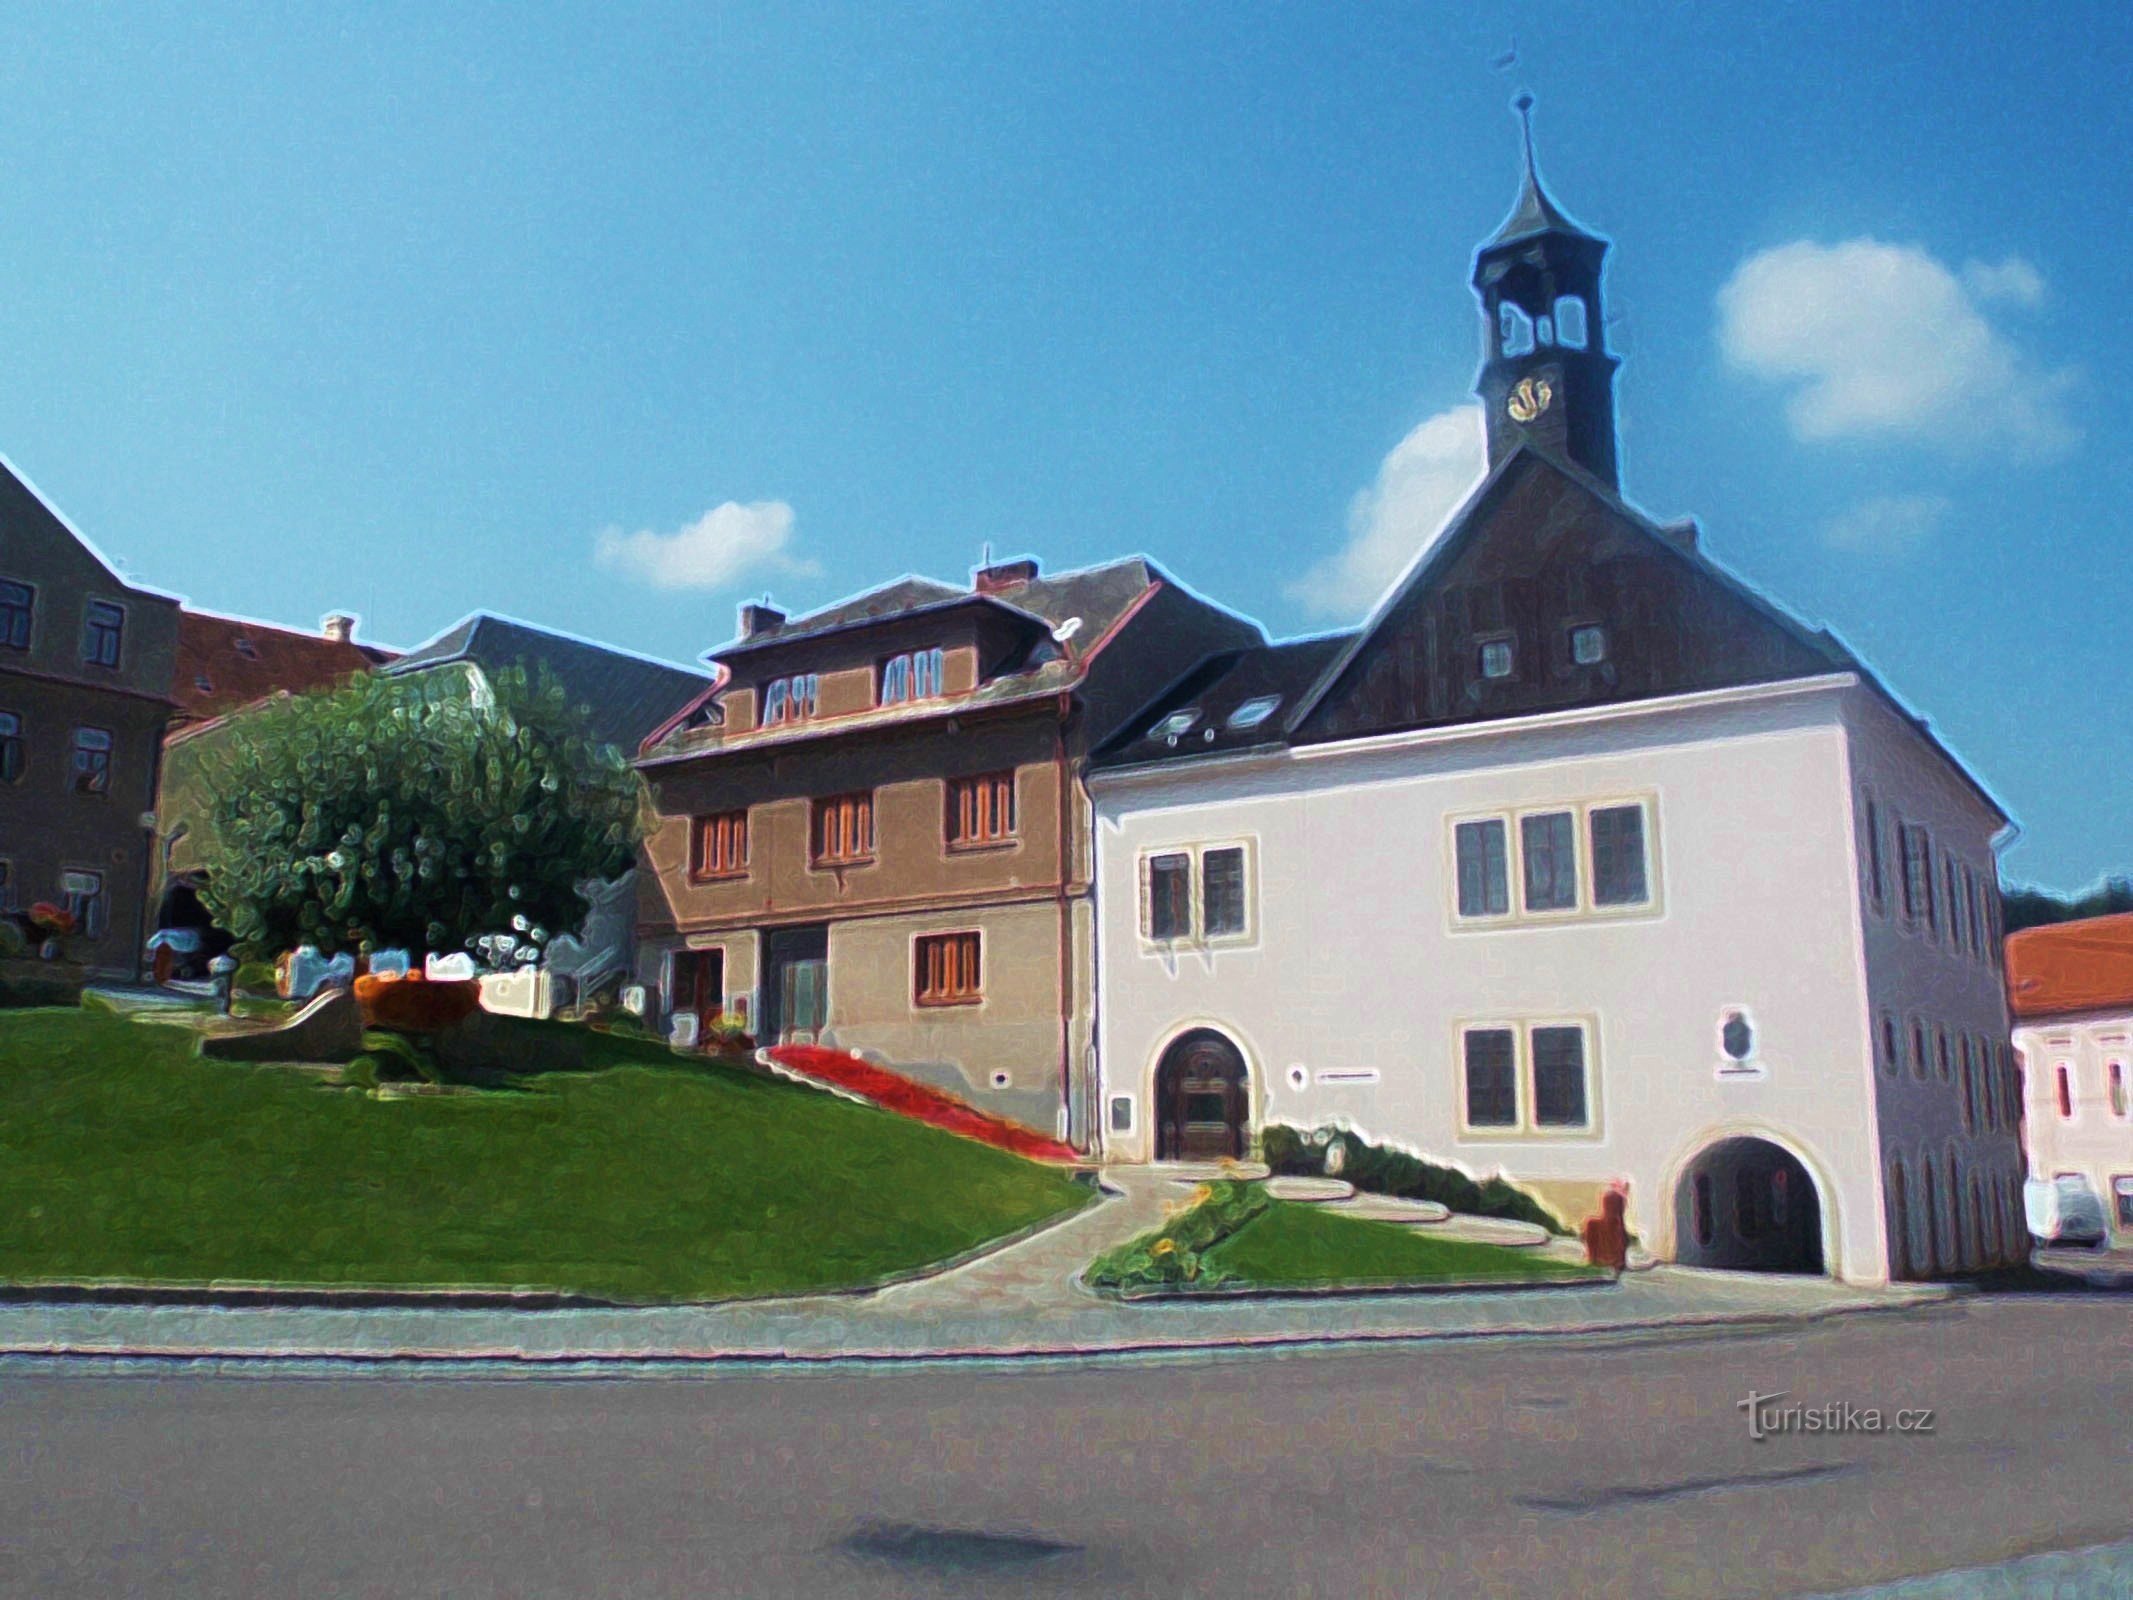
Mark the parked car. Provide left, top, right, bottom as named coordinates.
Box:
left=2024, top=1176, right=2109, bottom=1248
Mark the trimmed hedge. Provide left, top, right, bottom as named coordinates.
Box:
left=1262, top=1123, right=1568, bottom=1235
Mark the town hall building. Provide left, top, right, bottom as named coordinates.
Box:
left=1086, top=112, right=2026, bottom=1282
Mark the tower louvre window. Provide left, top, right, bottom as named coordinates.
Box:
left=1554, top=295, right=1589, bottom=348
left=1498, top=302, right=1535, bottom=357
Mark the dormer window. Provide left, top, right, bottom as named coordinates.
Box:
left=1569, top=624, right=1606, bottom=665
left=1149, top=708, right=1201, bottom=742
left=1226, top=695, right=1281, bottom=731
left=879, top=648, right=944, bottom=707
left=761, top=673, right=819, bottom=726
left=233, top=638, right=260, bottom=661
left=1478, top=637, right=1516, bottom=680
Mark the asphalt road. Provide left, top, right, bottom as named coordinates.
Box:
left=3, top=1296, right=2129, bottom=1599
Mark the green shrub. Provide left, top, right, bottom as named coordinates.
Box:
left=78, top=990, right=122, bottom=1015
left=1262, top=1123, right=1568, bottom=1235
left=233, top=961, right=279, bottom=995
left=1085, top=1179, right=1272, bottom=1294
left=0, top=921, right=25, bottom=959
left=343, top=1055, right=381, bottom=1092
left=358, top=1029, right=440, bottom=1085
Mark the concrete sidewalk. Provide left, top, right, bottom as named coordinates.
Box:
left=0, top=1169, right=1951, bottom=1366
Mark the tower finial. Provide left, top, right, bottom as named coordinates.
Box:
left=1515, top=91, right=1536, bottom=170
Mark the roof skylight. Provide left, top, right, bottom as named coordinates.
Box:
left=1149, top=708, right=1201, bottom=741
left=1226, top=695, right=1281, bottom=730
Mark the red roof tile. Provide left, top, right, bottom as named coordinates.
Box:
left=172, top=611, right=388, bottom=727
left=2006, top=912, right=2133, bottom=1020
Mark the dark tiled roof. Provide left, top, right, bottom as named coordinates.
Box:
left=1092, top=632, right=1355, bottom=770
left=172, top=611, right=382, bottom=726
left=707, top=558, right=1162, bottom=664
left=383, top=614, right=710, bottom=752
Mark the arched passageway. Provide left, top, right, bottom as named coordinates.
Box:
left=1674, top=1136, right=1826, bottom=1275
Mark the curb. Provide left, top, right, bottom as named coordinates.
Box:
left=0, top=1285, right=1960, bottom=1371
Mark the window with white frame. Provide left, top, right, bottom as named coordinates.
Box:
left=1454, top=818, right=1510, bottom=919
left=879, top=648, right=944, bottom=707
left=1450, top=797, right=1655, bottom=926
left=1459, top=1020, right=1595, bottom=1134
left=0, top=580, right=31, bottom=650
left=1139, top=842, right=1252, bottom=944
left=60, top=868, right=105, bottom=939
left=81, top=599, right=124, bottom=668
left=760, top=673, right=819, bottom=726
left=70, top=726, right=112, bottom=796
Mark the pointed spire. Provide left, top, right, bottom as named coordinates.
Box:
left=1484, top=93, right=1593, bottom=248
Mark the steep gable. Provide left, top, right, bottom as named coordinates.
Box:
left=1290, top=448, right=1851, bottom=745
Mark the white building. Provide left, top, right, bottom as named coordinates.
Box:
left=2007, top=913, right=2133, bottom=1241
left=1085, top=127, right=2024, bottom=1282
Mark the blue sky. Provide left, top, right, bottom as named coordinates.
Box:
left=0, top=3, right=2126, bottom=891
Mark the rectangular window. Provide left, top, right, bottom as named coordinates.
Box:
left=0, top=580, right=31, bottom=650
left=1588, top=804, right=1649, bottom=907
left=1864, top=797, right=1886, bottom=910
left=946, top=771, right=1016, bottom=849
left=1568, top=623, right=1606, bottom=665
left=2056, top=1064, right=2074, bottom=1120
left=810, top=791, right=875, bottom=866
left=70, top=726, right=112, bottom=795
left=914, top=931, right=981, bottom=1006
left=1454, top=819, right=1510, bottom=918
left=879, top=648, right=944, bottom=707
left=1899, top=825, right=1935, bottom=930
left=1201, top=846, right=1248, bottom=938
left=1943, top=858, right=1962, bottom=948
left=0, top=709, right=21, bottom=783
left=1958, top=1039, right=1975, bottom=1134
left=1478, top=637, right=1516, bottom=680
left=1145, top=852, right=1192, bottom=940
left=761, top=673, right=819, bottom=726
left=2115, top=1178, right=2133, bottom=1230
left=60, top=868, right=105, bottom=939
left=1530, top=1025, right=1590, bottom=1128
left=1462, top=1027, right=1518, bottom=1128
left=689, top=810, right=748, bottom=880
left=1520, top=811, right=1577, bottom=911
left=1109, top=1094, right=1134, bottom=1134
left=1910, top=1020, right=1927, bottom=1080
left=2111, top=1061, right=2128, bottom=1119
left=82, top=599, right=124, bottom=667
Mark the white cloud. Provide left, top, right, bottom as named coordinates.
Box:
left=1717, top=238, right=2075, bottom=459
left=1962, top=255, right=2046, bottom=308
left=1822, top=493, right=1951, bottom=558
left=1290, top=404, right=1486, bottom=619
left=593, top=500, right=819, bottom=592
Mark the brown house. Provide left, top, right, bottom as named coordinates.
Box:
left=634, top=556, right=1259, bottom=1146
left=0, top=456, right=181, bottom=978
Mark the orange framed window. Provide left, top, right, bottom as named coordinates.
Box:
left=811, top=791, right=876, bottom=866
left=689, top=810, right=749, bottom=880
left=946, top=771, right=1016, bottom=849
left=915, top=931, right=982, bottom=1007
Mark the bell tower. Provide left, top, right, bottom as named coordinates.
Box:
left=1472, top=96, right=1620, bottom=489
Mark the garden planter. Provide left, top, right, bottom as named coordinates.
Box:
left=353, top=973, right=482, bottom=1033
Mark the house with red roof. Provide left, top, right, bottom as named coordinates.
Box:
left=2007, top=912, right=2133, bottom=1240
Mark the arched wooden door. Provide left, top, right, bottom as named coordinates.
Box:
left=1154, top=1032, right=1249, bottom=1162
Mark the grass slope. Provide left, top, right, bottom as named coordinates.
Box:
left=0, top=1009, right=1089, bottom=1302
left=1204, top=1200, right=1600, bottom=1289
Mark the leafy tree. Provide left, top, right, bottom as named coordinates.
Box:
left=194, top=665, right=640, bottom=958
left=2001, top=874, right=2133, bottom=934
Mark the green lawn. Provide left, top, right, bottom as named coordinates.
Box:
left=0, top=1008, right=1090, bottom=1302
left=1203, top=1200, right=1602, bottom=1289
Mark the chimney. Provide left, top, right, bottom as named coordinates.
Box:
left=322, top=613, right=356, bottom=644
left=974, top=557, right=1040, bottom=595
left=1659, top=518, right=1700, bottom=551
left=738, top=601, right=787, bottom=639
